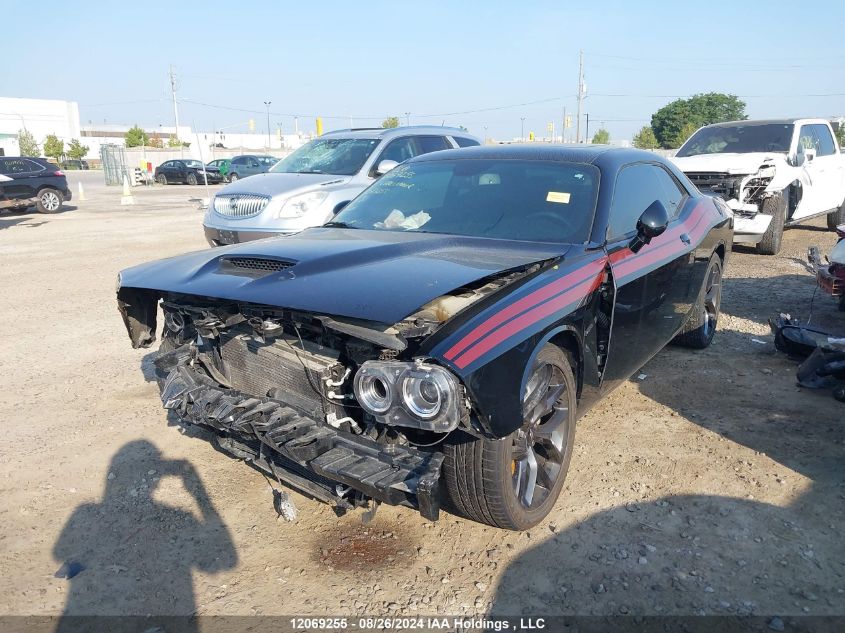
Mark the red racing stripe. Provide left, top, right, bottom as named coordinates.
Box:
left=444, top=257, right=607, bottom=361
left=454, top=271, right=604, bottom=369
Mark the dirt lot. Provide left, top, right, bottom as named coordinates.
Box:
left=0, top=173, right=842, bottom=624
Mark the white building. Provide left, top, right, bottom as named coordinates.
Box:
left=1, top=96, right=306, bottom=163
left=0, top=97, right=81, bottom=156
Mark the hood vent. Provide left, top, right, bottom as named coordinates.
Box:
left=219, top=256, right=296, bottom=276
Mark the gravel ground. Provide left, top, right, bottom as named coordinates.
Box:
left=0, top=175, right=842, bottom=622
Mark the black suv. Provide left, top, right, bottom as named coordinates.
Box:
left=0, top=157, right=72, bottom=214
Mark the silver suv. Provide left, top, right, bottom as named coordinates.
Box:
left=203, top=126, right=480, bottom=245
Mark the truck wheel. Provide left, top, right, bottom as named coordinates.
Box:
left=756, top=194, right=786, bottom=255
left=828, top=198, right=845, bottom=230
left=442, top=344, right=576, bottom=530
left=36, top=188, right=63, bottom=214
left=673, top=255, right=722, bottom=349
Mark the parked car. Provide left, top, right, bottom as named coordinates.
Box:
left=0, top=156, right=72, bottom=213
left=60, top=159, right=89, bottom=170
left=203, top=126, right=481, bottom=246
left=118, top=146, right=732, bottom=529
left=206, top=159, right=231, bottom=181
left=673, top=118, right=845, bottom=255
left=226, top=155, right=278, bottom=182
left=154, top=159, right=223, bottom=185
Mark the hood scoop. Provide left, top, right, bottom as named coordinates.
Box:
left=218, top=256, right=297, bottom=278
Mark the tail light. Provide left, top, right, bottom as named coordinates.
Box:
left=53, top=170, right=65, bottom=177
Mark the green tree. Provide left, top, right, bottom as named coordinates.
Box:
left=167, top=134, right=181, bottom=148
left=381, top=116, right=399, bottom=129
left=632, top=126, right=659, bottom=149
left=43, top=134, right=64, bottom=164
left=651, top=93, right=746, bottom=149
left=18, top=129, right=39, bottom=157
left=673, top=122, right=700, bottom=148
left=835, top=123, right=845, bottom=149
left=124, top=125, right=149, bottom=148
left=66, top=139, right=89, bottom=161
left=591, top=128, right=610, bottom=144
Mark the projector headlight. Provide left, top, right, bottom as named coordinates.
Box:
left=354, top=361, right=463, bottom=432
left=277, top=191, right=329, bottom=218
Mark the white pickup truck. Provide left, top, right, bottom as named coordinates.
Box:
left=672, top=118, right=845, bottom=254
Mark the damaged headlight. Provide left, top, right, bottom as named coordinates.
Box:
left=354, top=360, right=463, bottom=432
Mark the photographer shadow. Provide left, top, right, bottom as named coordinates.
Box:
left=53, top=440, right=238, bottom=632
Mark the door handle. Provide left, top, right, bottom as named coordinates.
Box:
left=680, top=233, right=691, bottom=245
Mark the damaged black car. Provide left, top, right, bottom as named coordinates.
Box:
left=117, top=146, right=732, bottom=530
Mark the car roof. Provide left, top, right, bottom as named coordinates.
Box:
left=701, top=118, right=831, bottom=128
left=321, top=125, right=478, bottom=140
left=410, top=143, right=661, bottom=167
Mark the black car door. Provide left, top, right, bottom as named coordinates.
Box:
left=0, top=158, right=44, bottom=199
left=173, top=161, right=187, bottom=182
left=600, top=162, right=692, bottom=392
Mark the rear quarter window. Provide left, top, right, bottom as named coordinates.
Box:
left=454, top=137, right=481, bottom=148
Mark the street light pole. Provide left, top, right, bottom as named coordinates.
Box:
left=264, top=101, right=272, bottom=151
left=405, top=112, right=411, bottom=126
left=520, top=117, right=525, bottom=142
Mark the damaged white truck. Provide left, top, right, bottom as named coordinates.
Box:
left=673, top=118, right=845, bottom=255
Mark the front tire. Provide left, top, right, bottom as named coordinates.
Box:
left=828, top=198, right=845, bottom=231
left=36, top=188, right=63, bottom=214
left=442, top=344, right=577, bottom=530
left=156, top=173, right=167, bottom=185
left=756, top=194, right=786, bottom=255
left=673, top=254, right=723, bottom=349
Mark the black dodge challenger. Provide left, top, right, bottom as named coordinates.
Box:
left=117, top=146, right=732, bottom=530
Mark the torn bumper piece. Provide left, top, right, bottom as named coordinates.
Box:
left=155, top=349, right=444, bottom=520
left=731, top=213, right=772, bottom=244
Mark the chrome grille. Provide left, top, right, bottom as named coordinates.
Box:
left=213, top=194, right=270, bottom=218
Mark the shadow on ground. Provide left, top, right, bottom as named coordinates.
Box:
left=52, top=440, right=237, bottom=632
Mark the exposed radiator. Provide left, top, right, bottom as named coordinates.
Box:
left=219, top=328, right=343, bottom=419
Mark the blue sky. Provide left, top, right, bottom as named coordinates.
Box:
left=3, top=0, right=845, bottom=141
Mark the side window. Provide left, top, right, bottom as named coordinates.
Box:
left=232, top=157, right=243, bottom=166
left=378, top=137, right=418, bottom=164
left=454, top=137, right=481, bottom=148
left=416, top=136, right=451, bottom=154
left=161, top=161, right=172, bottom=168
left=798, top=125, right=820, bottom=153
left=1, top=158, right=32, bottom=174
left=812, top=124, right=836, bottom=156
left=24, top=159, right=45, bottom=172
left=608, top=164, right=678, bottom=241
left=652, top=167, right=686, bottom=219
left=0, top=158, right=8, bottom=174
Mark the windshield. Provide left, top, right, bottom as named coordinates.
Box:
left=270, top=138, right=379, bottom=175
left=330, top=159, right=599, bottom=243
left=184, top=160, right=203, bottom=168
left=677, top=123, right=794, bottom=157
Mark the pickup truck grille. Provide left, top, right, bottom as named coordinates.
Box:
left=685, top=172, right=742, bottom=200
left=213, top=193, right=270, bottom=218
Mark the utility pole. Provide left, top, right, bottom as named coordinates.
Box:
left=405, top=112, right=411, bottom=126
left=586, top=113, right=590, bottom=143
left=169, top=65, right=180, bottom=141
left=520, top=117, right=525, bottom=142
left=264, top=101, right=272, bottom=151
left=575, top=50, right=585, bottom=143
left=562, top=106, right=566, bottom=143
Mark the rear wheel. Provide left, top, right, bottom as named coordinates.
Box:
left=442, top=344, right=576, bottom=530
left=756, top=194, right=786, bottom=255
left=673, top=255, right=723, bottom=349
left=36, top=188, right=63, bottom=214
left=828, top=198, right=845, bottom=230
left=156, top=173, right=167, bottom=185
left=186, top=173, right=198, bottom=185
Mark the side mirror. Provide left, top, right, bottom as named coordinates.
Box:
left=629, top=199, right=669, bottom=253
left=375, top=159, right=399, bottom=176
left=333, top=200, right=350, bottom=214
left=805, top=148, right=816, bottom=162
